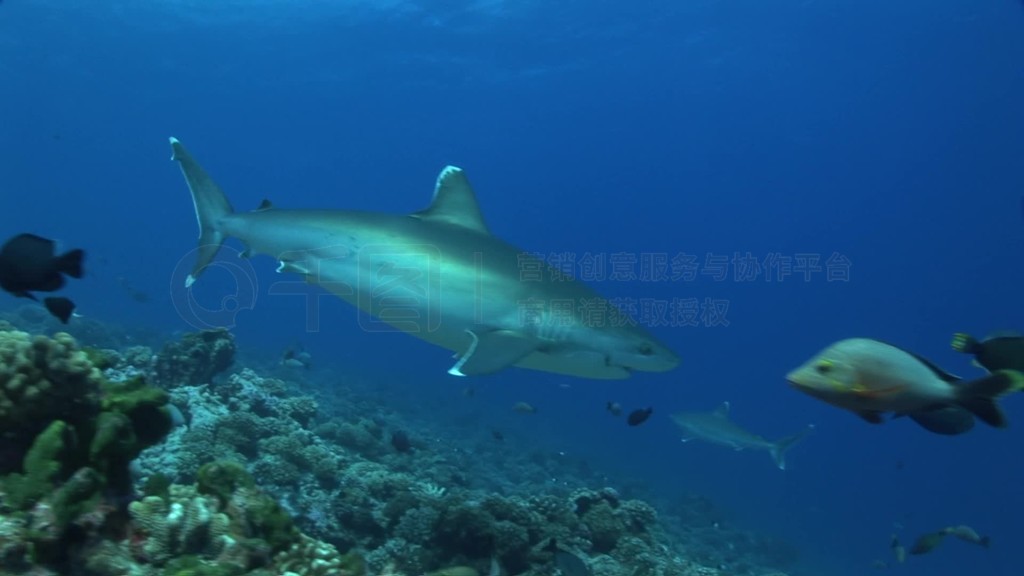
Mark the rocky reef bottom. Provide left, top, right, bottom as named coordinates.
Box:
left=0, top=313, right=799, bottom=576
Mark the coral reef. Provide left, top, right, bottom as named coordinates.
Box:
left=1, top=323, right=797, bottom=576
left=0, top=329, right=177, bottom=570
left=153, top=328, right=236, bottom=388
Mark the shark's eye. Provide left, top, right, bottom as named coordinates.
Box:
left=637, top=343, right=655, bottom=356
left=815, top=362, right=833, bottom=374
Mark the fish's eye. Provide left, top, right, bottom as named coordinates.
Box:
left=636, top=342, right=655, bottom=356
left=815, top=362, right=833, bottom=374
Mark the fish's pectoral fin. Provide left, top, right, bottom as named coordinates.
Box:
left=854, top=410, right=885, bottom=424
left=448, top=329, right=539, bottom=377
left=851, top=384, right=905, bottom=398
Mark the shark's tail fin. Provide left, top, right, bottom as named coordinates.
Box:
left=769, top=424, right=814, bottom=470
left=169, top=137, right=235, bottom=287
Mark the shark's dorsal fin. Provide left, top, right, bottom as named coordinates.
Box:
left=714, top=401, right=731, bottom=418
left=411, top=165, right=490, bottom=234
left=255, top=199, right=274, bottom=211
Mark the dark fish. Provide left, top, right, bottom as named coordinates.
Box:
left=952, top=331, right=1024, bottom=373
left=491, top=429, right=504, bottom=441
left=606, top=401, right=622, bottom=416
left=627, top=407, right=653, bottom=426
left=546, top=538, right=592, bottom=576
left=117, top=276, right=150, bottom=303
left=281, top=343, right=312, bottom=369
left=0, top=233, right=84, bottom=323
left=391, top=430, right=412, bottom=453
left=909, top=531, right=947, bottom=555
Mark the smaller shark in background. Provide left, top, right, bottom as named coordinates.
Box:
left=671, top=402, right=812, bottom=470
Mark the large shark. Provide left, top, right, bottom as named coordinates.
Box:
left=169, top=138, right=680, bottom=379
left=671, top=402, right=812, bottom=470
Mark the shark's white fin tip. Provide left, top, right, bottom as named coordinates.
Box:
left=414, top=165, right=489, bottom=233
left=185, top=274, right=197, bottom=288
left=447, top=367, right=468, bottom=377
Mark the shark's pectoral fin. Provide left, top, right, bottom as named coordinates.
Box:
left=448, top=329, right=538, bottom=376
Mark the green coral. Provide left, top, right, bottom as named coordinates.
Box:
left=162, top=554, right=246, bottom=576
left=0, top=331, right=102, bottom=472
left=101, top=374, right=173, bottom=445
left=1, top=420, right=72, bottom=509
left=0, top=331, right=174, bottom=543
left=81, top=346, right=118, bottom=371
left=197, top=460, right=255, bottom=505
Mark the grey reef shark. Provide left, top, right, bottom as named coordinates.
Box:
left=169, top=138, right=680, bottom=379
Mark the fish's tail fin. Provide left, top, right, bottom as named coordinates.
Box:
left=951, top=332, right=981, bottom=355
left=954, top=370, right=1024, bottom=428
left=55, top=248, right=84, bottom=279
left=769, top=424, right=814, bottom=470
left=169, top=137, right=235, bottom=287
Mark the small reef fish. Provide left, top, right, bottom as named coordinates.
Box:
left=281, top=344, right=312, bottom=369
left=513, top=402, right=537, bottom=414
left=606, top=401, right=623, bottom=416
left=909, top=531, right=947, bottom=555
left=671, top=402, right=812, bottom=470
left=941, top=524, right=990, bottom=548
left=890, top=534, right=906, bottom=563
left=0, top=233, right=85, bottom=323
left=546, top=538, right=592, bottom=576
left=627, top=407, right=653, bottom=426
left=787, top=338, right=1024, bottom=432
left=952, top=331, right=1024, bottom=373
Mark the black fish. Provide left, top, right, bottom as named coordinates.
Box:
left=391, top=430, right=412, bottom=453
left=627, top=407, right=653, bottom=426
left=0, top=233, right=84, bottom=323
left=491, top=429, right=504, bottom=441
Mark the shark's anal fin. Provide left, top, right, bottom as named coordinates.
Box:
left=448, top=329, right=538, bottom=376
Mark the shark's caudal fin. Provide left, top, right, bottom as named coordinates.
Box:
left=169, top=137, right=235, bottom=287
left=954, top=370, right=1024, bottom=428
left=768, top=425, right=814, bottom=470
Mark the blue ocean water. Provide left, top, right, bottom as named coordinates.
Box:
left=2, top=1, right=1023, bottom=575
